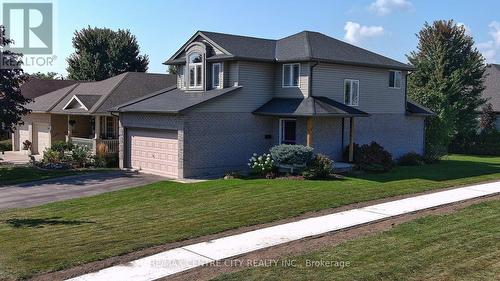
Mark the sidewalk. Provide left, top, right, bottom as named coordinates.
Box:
left=68, top=181, right=500, bottom=281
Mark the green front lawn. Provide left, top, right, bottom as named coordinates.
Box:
left=0, top=155, right=499, bottom=279
left=214, top=199, right=500, bottom=281
left=0, top=165, right=89, bottom=186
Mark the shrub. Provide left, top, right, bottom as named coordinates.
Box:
left=51, top=141, right=74, bottom=153
left=302, top=154, right=334, bottom=179
left=70, top=145, right=92, bottom=168
left=398, top=152, right=424, bottom=166
left=450, top=130, right=500, bottom=156
left=248, top=153, right=274, bottom=176
left=0, top=139, right=12, bottom=152
left=42, top=148, right=61, bottom=163
left=270, top=144, right=314, bottom=166
left=424, top=144, right=447, bottom=163
left=356, top=142, right=393, bottom=172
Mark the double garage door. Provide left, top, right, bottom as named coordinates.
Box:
left=128, top=129, right=179, bottom=178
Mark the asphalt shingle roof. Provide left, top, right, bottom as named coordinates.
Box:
left=20, top=78, right=78, bottom=99
left=166, top=31, right=413, bottom=70
left=483, top=64, right=500, bottom=112
left=406, top=99, right=434, bottom=116
left=26, top=84, right=79, bottom=112
left=253, top=96, right=370, bottom=117
left=114, top=86, right=242, bottom=114
left=35, top=72, right=177, bottom=115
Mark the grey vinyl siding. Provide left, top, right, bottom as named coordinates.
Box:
left=274, top=62, right=310, bottom=98
left=225, top=61, right=239, bottom=88
left=195, top=61, right=274, bottom=112
left=312, top=63, right=406, bottom=114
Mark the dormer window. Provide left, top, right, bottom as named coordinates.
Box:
left=188, top=52, right=203, bottom=89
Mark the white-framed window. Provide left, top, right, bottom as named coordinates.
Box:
left=389, top=70, right=402, bottom=89
left=344, top=79, right=359, bottom=106
left=188, top=52, right=203, bottom=89
left=279, top=118, right=297, bottom=144
left=212, top=63, right=222, bottom=89
left=282, top=63, right=300, bottom=87
left=178, top=65, right=186, bottom=89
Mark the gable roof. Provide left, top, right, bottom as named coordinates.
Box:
left=113, top=86, right=242, bottom=114
left=20, top=77, right=78, bottom=99
left=48, top=72, right=176, bottom=115
left=483, top=64, right=500, bottom=112
left=26, top=84, right=79, bottom=113
left=165, top=31, right=413, bottom=70
left=253, top=96, right=370, bottom=117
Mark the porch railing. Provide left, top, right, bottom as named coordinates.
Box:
left=96, top=139, right=119, bottom=154
left=70, top=137, right=94, bottom=151
left=69, top=137, right=118, bottom=155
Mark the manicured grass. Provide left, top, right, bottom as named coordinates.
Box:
left=0, top=155, right=499, bottom=279
left=214, top=199, right=500, bottom=281
left=0, top=165, right=88, bottom=186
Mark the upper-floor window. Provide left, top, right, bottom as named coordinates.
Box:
left=389, top=70, right=402, bottom=89
left=212, top=63, right=222, bottom=89
left=282, top=63, right=300, bottom=87
left=188, top=52, right=203, bottom=89
left=344, top=79, right=359, bottom=106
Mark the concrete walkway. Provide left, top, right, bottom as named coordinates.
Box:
left=68, top=181, right=500, bottom=281
left=0, top=171, right=165, bottom=210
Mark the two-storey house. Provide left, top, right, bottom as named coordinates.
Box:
left=114, top=31, right=433, bottom=178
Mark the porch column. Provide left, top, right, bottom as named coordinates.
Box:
left=306, top=117, right=313, bottom=147
left=94, top=116, right=101, bottom=139
left=66, top=115, right=71, bottom=142
left=348, top=117, right=355, bottom=162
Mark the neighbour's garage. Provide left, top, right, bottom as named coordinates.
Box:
left=33, top=123, right=51, bottom=154
left=127, top=128, right=179, bottom=178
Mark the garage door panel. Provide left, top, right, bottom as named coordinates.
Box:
left=128, top=129, right=179, bottom=178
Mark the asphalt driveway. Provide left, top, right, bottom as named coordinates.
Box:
left=0, top=171, right=165, bottom=210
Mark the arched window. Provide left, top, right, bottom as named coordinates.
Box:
left=188, top=52, right=203, bottom=89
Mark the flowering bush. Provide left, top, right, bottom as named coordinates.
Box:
left=248, top=153, right=274, bottom=176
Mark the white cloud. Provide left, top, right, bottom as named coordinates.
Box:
left=488, top=21, right=500, bottom=47
left=476, top=21, right=500, bottom=63
left=344, top=21, right=384, bottom=44
left=477, top=41, right=496, bottom=63
left=369, top=0, right=413, bottom=16
left=457, top=22, right=472, bottom=36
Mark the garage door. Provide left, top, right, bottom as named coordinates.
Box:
left=34, top=123, right=50, bottom=155
left=128, top=129, right=179, bottom=178
left=18, top=128, right=30, bottom=150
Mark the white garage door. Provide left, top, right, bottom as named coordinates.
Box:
left=18, top=128, right=30, bottom=150
left=34, top=123, right=50, bottom=155
left=128, top=129, right=179, bottom=178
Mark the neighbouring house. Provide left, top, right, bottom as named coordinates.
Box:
left=113, top=30, right=433, bottom=179
left=483, top=64, right=500, bottom=130
left=12, top=72, right=176, bottom=155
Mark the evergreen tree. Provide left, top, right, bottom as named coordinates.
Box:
left=0, top=25, right=30, bottom=134
left=407, top=20, right=486, bottom=149
left=67, top=26, right=149, bottom=81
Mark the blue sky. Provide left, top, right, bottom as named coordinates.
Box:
left=17, top=0, right=500, bottom=75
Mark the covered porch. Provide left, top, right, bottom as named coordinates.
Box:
left=253, top=96, right=370, bottom=162
left=55, top=114, right=119, bottom=155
